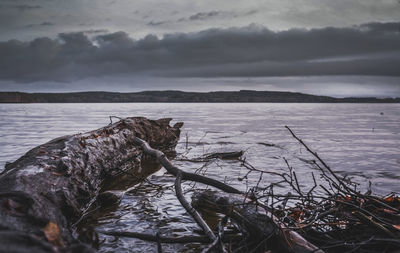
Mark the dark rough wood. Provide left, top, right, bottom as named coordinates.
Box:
left=192, top=190, right=324, bottom=253
left=0, top=117, right=182, bottom=252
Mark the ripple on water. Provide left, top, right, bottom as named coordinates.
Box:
left=0, top=103, right=399, bottom=252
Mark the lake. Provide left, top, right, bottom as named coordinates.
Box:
left=0, top=103, right=399, bottom=252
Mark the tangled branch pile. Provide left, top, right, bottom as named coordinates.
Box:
left=246, top=126, right=400, bottom=252
left=102, top=125, right=399, bottom=253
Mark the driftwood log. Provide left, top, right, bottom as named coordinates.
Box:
left=0, top=117, right=182, bottom=252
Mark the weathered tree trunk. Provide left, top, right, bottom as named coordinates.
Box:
left=192, top=190, right=324, bottom=253
left=0, top=117, right=182, bottom=252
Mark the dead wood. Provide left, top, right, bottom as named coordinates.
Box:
left=203, top=151, right=243, bottom=160
left=230, top=126, right=400, bottom=252
left=132, top=136, right=241, bottom=251
left=192, top=190, right=324, bottom=253
left=130, top=136, right=321, bottom=252
left=177, top=150, right=244, bottom=163
left=98, top=230, right=242, bottom=244
left=175, top=171, right=217, bottom=241
left=0, top=117, right=182, bottom=252
left=132, top=137, right=242, bottom=194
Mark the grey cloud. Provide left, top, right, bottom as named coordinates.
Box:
left=1, top=4, right=42, bottom=11
left=233, top=9, right=258, bottom=18
left=58, top=32, right=94, bottom=50
left=81, top=29, right=109, bottom=34
left=189, top=11, right=221, bottom=21
left=95, top=31, right=133, bottom=47
left=245, top=10, right=257, bottom=15
left=359, top=22, right=400, bottom=33
left=185, top=9, right=259, bottom=22
left=179, top=10, right=253, bottom=22
left=1, top=0, right=400, bottom=43
left=25, top=21, right=54, bottom=28
left=147, top=20, right=169, bottom=26
left=40, top=21, right=53, bottom=26
left=168, top=58, right=400, bottom=78
left=0, top=22, right=399, bottom=82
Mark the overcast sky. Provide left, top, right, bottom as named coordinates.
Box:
left=0, top=0, right=399, bottom=97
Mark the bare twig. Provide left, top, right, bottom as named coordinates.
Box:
left=285, top=126, right=354, bottom=194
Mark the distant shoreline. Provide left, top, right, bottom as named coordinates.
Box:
left=0, top=90, right=399, bottom=103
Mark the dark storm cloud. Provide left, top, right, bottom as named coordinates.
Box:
left=168, top=58, right=400, bottom=77
left=0, top=22, right=399, bottom=82
left=360, top=22, right=400, bottom=33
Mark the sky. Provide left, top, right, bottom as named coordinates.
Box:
left=0, top=0, right=399, bottom=97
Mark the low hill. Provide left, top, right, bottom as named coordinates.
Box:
left=0, top=90, right=399, bottom=103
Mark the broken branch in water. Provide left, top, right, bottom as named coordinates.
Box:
left=175, top=171, right=216, bottom=241
left=176, top=150, right=244, bottom=163
left=203, top=151, right=244, bottom=160
left=132, top=137, right=242, bottom=194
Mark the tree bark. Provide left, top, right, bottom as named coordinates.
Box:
left=0, top=117, right=182, bottom=252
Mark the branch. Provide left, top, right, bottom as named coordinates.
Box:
left=175, top=171, right=217, bottom=241
left=98, top=231, right=210, bottom=243
left=285, top=125, right=355, bottom=194
left=133, top=137, right=242, bottom=194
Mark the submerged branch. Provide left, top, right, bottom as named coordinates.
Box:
left=99, top=231, right=210, bottom=243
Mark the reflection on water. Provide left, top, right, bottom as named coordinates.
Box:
left=0, top=103, right=399, bottom=252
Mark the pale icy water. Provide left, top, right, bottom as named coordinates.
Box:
left=0, top=103, right=399, bottom=252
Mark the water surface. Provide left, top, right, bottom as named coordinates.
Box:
left=0, top=103, right=399, bottom=252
